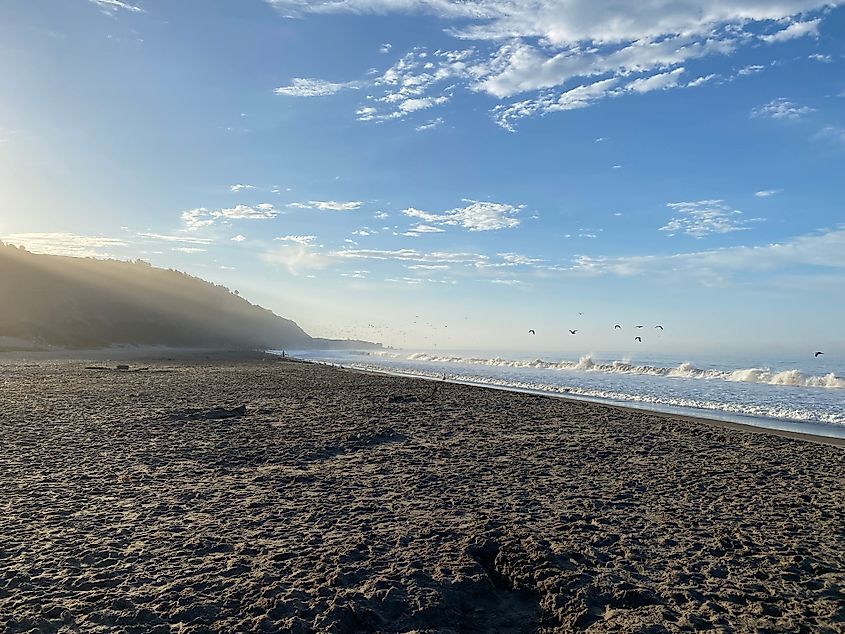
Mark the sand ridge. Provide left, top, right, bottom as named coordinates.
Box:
left=1, top=355, right=843, bottom=632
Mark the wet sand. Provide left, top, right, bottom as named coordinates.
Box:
left=1, top=353, right=843, bottom=632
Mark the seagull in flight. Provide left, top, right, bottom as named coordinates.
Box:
left=635, top=336, right=642, bottom=342
left=528, top=329, right=536, bottom=335
left=614, top=324, right=622, bottom=330
left=635, top=325, right=644, bottom=329
left=654, top=325, right=664, bottom=330
left=814, top=351, right=824, bottom=357
left=569, top=329, right=578, bottom=335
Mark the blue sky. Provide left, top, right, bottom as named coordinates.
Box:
left=1, top=0, right=844, bottom=354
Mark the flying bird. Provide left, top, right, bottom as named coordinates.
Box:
left=635, top=325, right=644, bottom=329
left=569, top=329, right=578, bottom=335
left=815, top=351, right=824, bottom=357
left=654, top=325, right=664, bottom=330
left=614, top=324, right=622, bottom=329
left=528, top=329, right=536, bottom=335
left=635, top=337, right=642, bottom=342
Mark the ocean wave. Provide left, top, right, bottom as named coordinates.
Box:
left=347, top=362, right=845, bottom=426
left=405, top=353, right=845, bottom=389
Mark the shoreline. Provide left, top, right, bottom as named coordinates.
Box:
left=2, top=353, right=844, bottom=631
left=299, top=357, right=845, bottom=448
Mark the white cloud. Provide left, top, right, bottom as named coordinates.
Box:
left=380, top=43, right=392, bottom=54
left=407, top=224, right=446, bottom=234
left=751, top=98, right=816, bottom=120
left=760, top=18, right=821, bottom=43
left=181, top=208, right=215, bottom=230
left=231, top=234, right=247, bottom=242
left=490, top=279, right=523, bottom=286
left=686, top=73, right=717, bottom=87
left=754, top=189, right=782, bottom=197
left=1, top=232, right=129, bottom=258
left=288, top=200, right=363, bottom=211
left=331, top=247, right=487, bottom=265
left=173, top=247, right=206, bottom=254
left=89, top=0, right=144, bottom=13
left=275, top=78, right=361, bottom=97
left=808, top=53, right=832, bottom=63
left=626, top=67, right=686, bottom=93
left=737, top=64, right=765, bottom=76
left=660, top=199, right=761, bottom=238
left=136, top=232, right=213, bottom=244
left=275, top=234, right=316, bottom=245
left=214, top=203, right=278, bottom=219
left=406, top=264, right=451, bottom=270
left=267, top=1, right=841, bottom=128
left=229, top=184, right=255, bottom=192
left=374, top=211, right=389, bottom=219
left=402, top=199, right=522, bottom=231
left=562, top=225, right=845, bottom=280
left=415, top=117, right=444, bottom=131
left=181, top=204, right=278, bottom=229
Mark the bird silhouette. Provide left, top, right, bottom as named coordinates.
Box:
left=528, top=329, right=536, bottom=335
left=654, top=325, right=664, bottom=330
left=614, top=324, right=622, bottom=329
left=635, top=325, right=644, bottom=329
left=569, top=329, right=578, bottom=335
left=814, top=351, right=824, bottom=357
left=635, top=336, right=642, bottom=342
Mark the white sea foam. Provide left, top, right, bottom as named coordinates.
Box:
left=405, top=353, right=845, bottom=389
left=345, top=362, right=845, bottom=426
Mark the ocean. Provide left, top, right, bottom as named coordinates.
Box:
left=278, top=348, right=845, bottom=439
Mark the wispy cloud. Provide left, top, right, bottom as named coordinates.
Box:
left=754, top=189, right=782, bottom=198
left=415, top=117, right=444, bottom=132
left=275, top=78, right=362, bottom=97
left=759, top=18, right=821, bottom=43
left=403, top=200, right=523, bottom=232
left=89, top=0, right=144, bottom=13
left=136, top=232, right=213, bottom=244
left=1, top=232, right=129, bottom=258
left=268, top=1, right=839, bottom=129
left=274, top=234, right=316, bottom=245
left=751, top=98, right=816, bottom=120
left=229, top=184, right=255, bottom=192
left=563, top=225, right=845, bottom=280
left=182, top=204, right=279, bottom=229
left=287, top=200, right=362, bottom=211
left=660, top=200, right=761, bottom=238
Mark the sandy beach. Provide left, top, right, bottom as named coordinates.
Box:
left=1, top=352, right=843, bottom=633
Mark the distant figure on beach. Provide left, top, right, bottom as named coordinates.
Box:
left=815, top=351, right=824, bottom=357
left=635, top=337, right=642, bottom=342
left=528, top=329, right=535, bottom=335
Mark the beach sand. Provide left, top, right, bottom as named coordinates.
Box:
left=1, top=353, right=843, bottom=632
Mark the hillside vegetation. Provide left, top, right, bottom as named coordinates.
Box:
left=0, top=243, right=360, bottom=350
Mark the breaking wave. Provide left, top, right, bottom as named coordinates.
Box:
left=405, top=353, right=845, bottom=389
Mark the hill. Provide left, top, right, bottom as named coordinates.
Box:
left=0, top=242, right=373, bottom=351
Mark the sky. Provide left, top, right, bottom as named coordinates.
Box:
left=1, top=0, right=844, bottom=356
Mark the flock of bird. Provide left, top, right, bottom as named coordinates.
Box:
left=330, top=314, right=827, bottom=359
left=529, top=322, right=665, bottom=344
left=527, top=322, right=826, bottom=358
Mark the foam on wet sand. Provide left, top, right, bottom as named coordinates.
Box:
left=1, top=352, right=843, bottom=632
